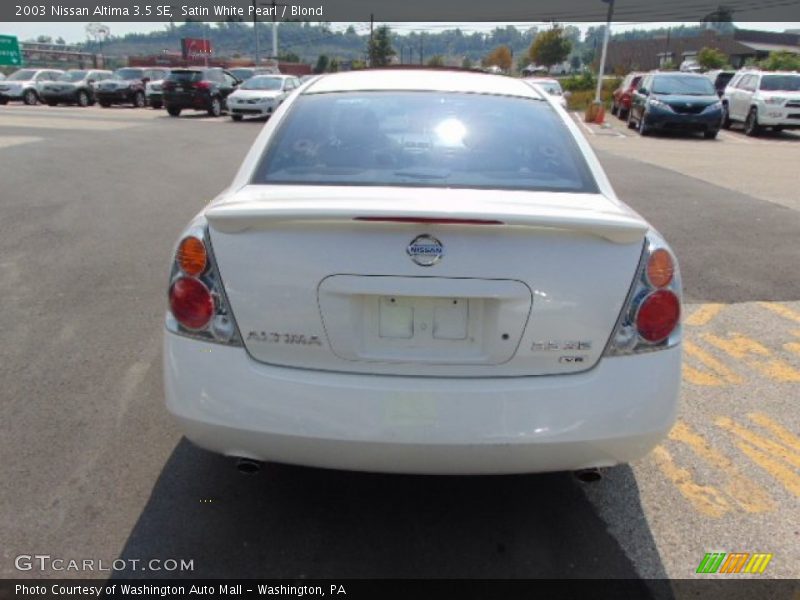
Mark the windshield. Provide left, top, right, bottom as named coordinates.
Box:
left=59, top=71, right=87, bottom=82
left=242, top=76, right=284, bottom=91
left=254, top=91, right=598, bottom=193
left=760, top=75, right=800, bottom=92
left=653, top=75, right=716, bottom=96
left=8, top=69, right=37, bottom=81
left=230, top=69, right=254, bottom=80
left=113, top=68, right=143, bottom=81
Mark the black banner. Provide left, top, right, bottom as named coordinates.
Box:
left=4, top=0, right=800, bottom=22
left=1, top=579, right=799, bottom=600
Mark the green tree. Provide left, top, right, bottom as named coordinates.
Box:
left=314, top=54, right=330, bottom=74
left=427, top=55, right=445, bottom=67
left=55, top=36, right=66, bottom=45
left=759, top=51, right=800, bottom=71
left=697, top=47, right=727, bottom=69
left=36, top=35, right=53, bottom=44
left=329, top=58, right=340, bottom=72
left=462, top=56, right=474, bottom=69
left=528, top=26, right=572, bottom=69
left=368, top=25, right=396, bottom=67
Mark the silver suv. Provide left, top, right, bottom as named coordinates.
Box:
left=0, top=68, right=65, bottom=105
left=722, top=70, right=800, bottom=136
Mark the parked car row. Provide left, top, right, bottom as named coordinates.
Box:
left=0, top=66, right=303, bottom=123
left=611, top=67, right=800, bottom=139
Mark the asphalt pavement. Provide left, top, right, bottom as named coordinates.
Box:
left=0, top=104, right=797, bottom=584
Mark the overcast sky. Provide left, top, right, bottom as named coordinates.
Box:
left=3, top=21, right=799, bottom=44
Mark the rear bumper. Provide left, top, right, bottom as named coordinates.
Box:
left=164, top=332, right=681, bottom=474
left=163, top=93, right=212, bottom=110
left=756, top=109, right=800, bottom=128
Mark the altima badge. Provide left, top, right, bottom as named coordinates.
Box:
left=407, top=234, right=444, bottom=267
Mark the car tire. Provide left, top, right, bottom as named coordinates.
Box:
left=627, top=110, right=637, bottom=130
left=167, top=106, right=181, bottom=117
left=150, top=101, right=163, bottom=109
left=704, top=130, right=719, bottom=140
left=231, top=114, right=243, bottom=122
left=208, top=96, right=222, bottom=117
left=23, top=89, right=38, bottom=105
left=744, top=107, right=761, bottom=137
left=638, top=112, right=652, bottom=136
left=611, top=102, right=618, bottom=116
left=76, top=91, right=89, bottom=107
left=619, top=107, right=629, bottom=120
left=721, top=103, right=731, bottom=129
left=133, top=91, right=146, bottom=108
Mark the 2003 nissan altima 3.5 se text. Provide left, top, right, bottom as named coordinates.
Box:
left=163, top=69, right=682, bottom=475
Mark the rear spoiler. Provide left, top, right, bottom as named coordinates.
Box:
left=207, top=199, right=647, bottom=244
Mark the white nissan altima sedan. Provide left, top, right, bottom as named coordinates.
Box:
left=164, top=69, right=682, bottom=475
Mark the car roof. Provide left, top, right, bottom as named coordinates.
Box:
left=304, top=69, right=543, bottom=99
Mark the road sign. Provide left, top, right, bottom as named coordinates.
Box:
left=0, top=35, right=22, bottom=67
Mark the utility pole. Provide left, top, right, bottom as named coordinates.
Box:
left=594, top=0, right=615, bottom=104
left=252, top=0, right=259, bottom=65
left=271, top=0, right=278, bottom=60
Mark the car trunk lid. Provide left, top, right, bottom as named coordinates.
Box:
left=207, top=185, right=647, bottom=377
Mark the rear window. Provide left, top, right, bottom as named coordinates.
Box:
left=168, top=71, right=203, bottom=83
left=759, top=74, right=800, bottom=92
left=253, top=91, right=598, bottom=194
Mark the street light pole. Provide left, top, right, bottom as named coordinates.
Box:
left=252, top=0, right=260, bottom=65
left=594, top=0, right=615, bottom=104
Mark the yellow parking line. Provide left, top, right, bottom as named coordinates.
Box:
left=715, top=417, right=800, bottom=469
left=682, top=364, right=724, bottom=386
left=668, top=421, right=774, bottom=513
left=683, top=340, right=744, bottom=385
left=748, top=413, right=800, bottom=454
left=651, top=445, right=732, bottom=517
left=737, top=442, right=800, bottom=498
left=685, top=304, right=725, bottom=326
left=758, top=302, right=800, bottom=324
left=703, top=332, right=800, bottom=382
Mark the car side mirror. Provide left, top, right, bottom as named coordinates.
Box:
left=639, top=88, right=649, bottom=96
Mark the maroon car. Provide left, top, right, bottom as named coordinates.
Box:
left=611, top=72, right=645, bottom=120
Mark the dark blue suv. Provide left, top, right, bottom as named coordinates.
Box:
left=627, top=72, right=723, bottom=139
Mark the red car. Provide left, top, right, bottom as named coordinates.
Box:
left=611, top=72, right=645, bottom=120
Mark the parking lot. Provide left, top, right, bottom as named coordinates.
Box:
left=1, top=102, right=798, bottom=582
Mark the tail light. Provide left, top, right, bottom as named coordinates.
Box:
left=604, top=231, right=682, bottom=356
left=193, top=81, right=211, bottom=90
left=165, top=220, right=242, bottom=346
